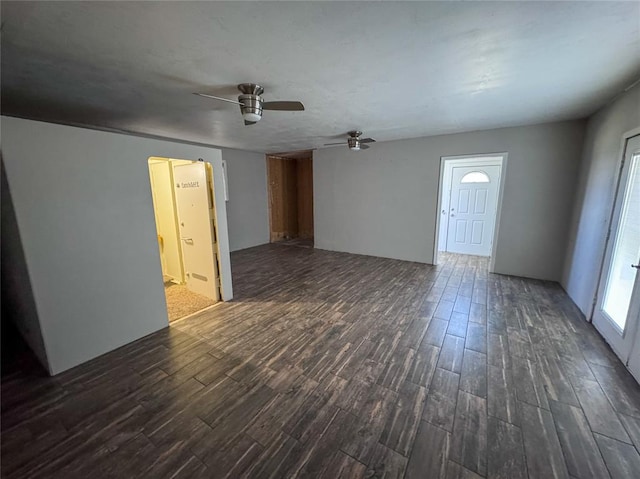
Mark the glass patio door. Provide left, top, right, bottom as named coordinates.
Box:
left=593, top=134, right=640, bottom=374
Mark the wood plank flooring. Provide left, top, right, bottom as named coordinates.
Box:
left=2, top=244, right=640, bottom=478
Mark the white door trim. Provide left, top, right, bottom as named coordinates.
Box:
left=433, top=152, right=508, bottom=272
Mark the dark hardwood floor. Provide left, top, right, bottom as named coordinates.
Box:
left=2, top=244, right=640, bottom=478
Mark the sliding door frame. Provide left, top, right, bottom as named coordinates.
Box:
left=590, top=126, right=640, bottom=322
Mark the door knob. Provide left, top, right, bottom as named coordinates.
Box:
left=632, top=264, right=640, bottom=269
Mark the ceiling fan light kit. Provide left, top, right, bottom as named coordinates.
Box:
left=195, top=83, right=304, bottom=126
left=237, top=83, right=263, bottom=123
left=348, top=136, right=361, bottom=151
left=238, top=94, right=262, bottom=123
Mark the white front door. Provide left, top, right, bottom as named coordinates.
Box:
left=446, top=165, right=501, bottom=256
left=593, top=134, right=640, bottom=380
left=173, top=162, right=219, bottom=302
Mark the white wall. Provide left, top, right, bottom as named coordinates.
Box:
left=315, top=120, right=585, bottom=281
left=562, top=85, right=640, bottom=317
left=222, top=148, right=269, bottom=251
left=1, top=117, right=233, bottom=374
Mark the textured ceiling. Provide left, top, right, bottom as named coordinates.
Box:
left=2, top=1, right=639, bottom=153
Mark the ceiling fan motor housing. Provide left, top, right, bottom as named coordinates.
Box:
left=348, top=136, right=361, bottom=150
left=238, top=94, right=263, bottom=122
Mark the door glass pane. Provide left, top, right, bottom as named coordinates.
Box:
left=603, top=153, right=640, bottom=330
left=460, top=171, right=490, bottom=183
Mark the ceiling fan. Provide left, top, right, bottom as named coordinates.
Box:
left=324, top=131, right=376, bottom=151
left=194, top=83, right=304, bottom=125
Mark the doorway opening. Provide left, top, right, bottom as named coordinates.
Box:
left=147, top=157, right=222, bottom=322
left=434, top=154, right=506, bottom=269
left=266, top=150, right=314, bottom=248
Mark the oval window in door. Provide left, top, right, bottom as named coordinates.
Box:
left=460, top=171, right=490, bottom=183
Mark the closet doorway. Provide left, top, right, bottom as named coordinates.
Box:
left=266, top=150, right=314, bottom=248
left=147, top=157, right=222, bottom=322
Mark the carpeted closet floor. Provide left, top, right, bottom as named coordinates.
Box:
left=164, top=282, right=216, bottom=322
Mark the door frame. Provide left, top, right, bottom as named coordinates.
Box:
left=266, top=150, right=314, bottom=243
left=591, top=128, right=640, bottom=370
left=433, top=152, right=508, bottom=271
left=147, top=156, right=225, bottom=306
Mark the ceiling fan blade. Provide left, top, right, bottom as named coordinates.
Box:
left=244, top=120, right=257, bottom=126
left=360, top=144, right=371, bottom=150
left=324, top=142, right=348, bottom=146
left=194, top=93, right=243, bottom=105
left=360, top=138, right=376, bottom=144
left=262, top=101, right=305, bottom=111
